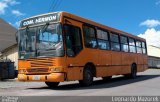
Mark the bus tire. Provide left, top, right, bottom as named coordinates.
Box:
left=130, top=64, right=137, bottom=79
left=45, top=82, right=59, bottom=88
left=125, top=64, right=137, bottom=79
left=79, top=65, right=93, bottom=86
left=102, top=76, right=112, bottom=81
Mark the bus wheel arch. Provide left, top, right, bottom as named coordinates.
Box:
left=79, top=62, right=96, bottom=86
left=85, top=62, right=96, bottom=77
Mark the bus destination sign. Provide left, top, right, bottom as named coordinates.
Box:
left=20, top=13, right=59, bottom=27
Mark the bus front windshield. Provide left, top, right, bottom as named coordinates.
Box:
left=18, top=23, right=64, bottom=59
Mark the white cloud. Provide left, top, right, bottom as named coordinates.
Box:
left=140, top=19, right=160, bottom=28
left=3, top=0, right=20, bottom=5
left=0, top=0, right=20, bottom=14
left=12, top=10, right=25, bottom=16
left=156, top=1, right=160, bottom=5
left=138, top=28, right=160, bottom=47
left=0, top=1, right=8, bottom=14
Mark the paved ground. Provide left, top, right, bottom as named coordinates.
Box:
left=0, top=69, right=160, bottom=96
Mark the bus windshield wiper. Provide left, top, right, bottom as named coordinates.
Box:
left=24, top=26, right=29, bottom=52
left=41, top=23, right=49, bottom=33
left=25, top=26, right=29, bottom=35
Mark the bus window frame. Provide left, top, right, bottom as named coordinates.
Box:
left=142, top=41, right=147, bottom=55
left=109, top=32, right=121, bottom=51
left=136, top=40, right=143, bottom=54
left=120, top=35, right=129, bottom=52
left=62, top=15, right=147, bottom=55
left=18, top=22, right=66, bottom=59
left=63, top=24, right=83, bottom=57
left=82, top=24, right=98, bottom=49
left=128, top=37, right=137, bottom=53
left=96, top=27, right=110, bottom=50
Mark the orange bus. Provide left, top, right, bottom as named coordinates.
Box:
left=18, top=11, right=148, bottom=87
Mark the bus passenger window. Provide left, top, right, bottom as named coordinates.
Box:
left=110, top=33, right=120, bottom=51
left=136, top=41, right=142, bottom=54
left=129, top=38, right=136, bottom=53
left=120, top=36, right=129, bottom=52
left=83, top=25, right=97, bottom=48
left=97, top=29, right=110, bottom=50
left=64, top=25, right=83, bottom=57
left=142, top=42, right=147, bottom=54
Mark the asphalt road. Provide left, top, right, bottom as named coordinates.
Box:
left=0, top=69, right=160, bottom=96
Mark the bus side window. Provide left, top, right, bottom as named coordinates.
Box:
left=129, top=38, right=136, bottom=53
left=64, top=24, right=83, bottom=57
left=110, top=33, right=120, bottom=51
left=136, top=41, right=142, bottom=54
left=83, top=25, right=97, bottom=48
left=120, top=36, right=129, bottom=52
left=97, top=29, right=110, bottom=50
left=142, top=42, right=147, bottom=54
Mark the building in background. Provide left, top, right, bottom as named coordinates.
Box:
left=1, top=44, right=18, bottom=69
left=0, top=18, right=17, bottom=69
left=147, top=45, right=160, bottom=68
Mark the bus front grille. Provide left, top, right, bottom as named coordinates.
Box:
left=27, top=58, right=55, bottom=68
left=27, top=68, right=49, bottom=73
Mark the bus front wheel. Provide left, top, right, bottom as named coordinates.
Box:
left=45, top=82, right=59, bottom=88
left=79, top=65, right=93, bottom=86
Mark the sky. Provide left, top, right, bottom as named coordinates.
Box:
left=0, top=0, right=160, bottom=47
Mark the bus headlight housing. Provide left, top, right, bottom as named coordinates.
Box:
left=19, top=69, right=27, bottom=74
left=49, top=67, right=64, bottom=72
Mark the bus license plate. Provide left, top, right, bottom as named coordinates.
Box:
left=32, top=76, right=40, bottom=80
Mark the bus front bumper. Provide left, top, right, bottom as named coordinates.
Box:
left=18, top=73, right=65, bottom=82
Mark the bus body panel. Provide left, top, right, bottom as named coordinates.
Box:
left=18, top=11, right=148, bottom=83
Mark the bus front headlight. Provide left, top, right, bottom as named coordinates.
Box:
left=19, top=69, right=27, bottom=74
left=49, top=67, right=64, bottom=72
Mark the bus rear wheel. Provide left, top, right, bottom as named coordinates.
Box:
left=130, top=64, right=137, bottom=79
left=79, top=65, right=93, bottom=86
left=125, top=64, right=137, bottom=79
left=45, top=82, right=59, bottom=88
